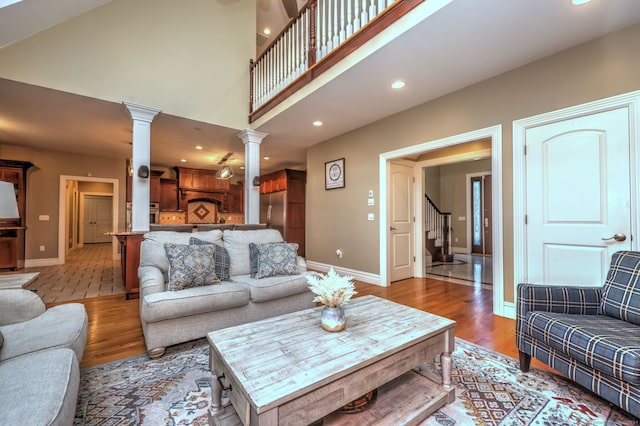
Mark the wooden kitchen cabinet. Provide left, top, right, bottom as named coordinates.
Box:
left=223, top=182, right=244, bottom=213
left=174, top=167, right=229, bottom=192
left=160, top=178, right=178, bottom=210
left=260, top=169, right=306, bottom=256
left=126, top=167, right=163, bottom=202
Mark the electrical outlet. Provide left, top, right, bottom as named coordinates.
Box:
left=368, top=190, right=374, bottom=197
left=368, top=213, right=375, bottom=221
left=368, top=197, right=374, bottom=206
left=39, top=245, right=45, bottom=252
left=39, top=215, right=49, bottom=221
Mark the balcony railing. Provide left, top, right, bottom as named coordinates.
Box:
left=249, top=0, right=423, bottom=122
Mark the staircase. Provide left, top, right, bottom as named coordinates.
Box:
left=425, top=194, right=453, bottom=263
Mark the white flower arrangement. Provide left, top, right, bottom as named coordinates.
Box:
left=307, top=267, right=357, bottom=308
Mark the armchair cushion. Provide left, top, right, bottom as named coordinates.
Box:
left=0, top=289, right=46, bottom=326
left=600, top=251, right=640, bottom=325
left=523, top=311, right=640, bottom=384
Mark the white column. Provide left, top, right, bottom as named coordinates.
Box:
left=123, top=101, right=161, bottom=232
left=237, top=129, right=268, bottom=224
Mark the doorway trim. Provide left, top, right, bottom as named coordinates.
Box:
left=513, top=90, right=640, bottom=299
left=58, top=175, right=120, bottom=264
left=379, top=124, right=505, bottom=316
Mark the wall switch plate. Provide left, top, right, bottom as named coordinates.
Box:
left=39, top=215, right=49, bottom=221
left=368, top=197, right=374, bottom=206
left=368, top=213, right=375, bottom=221
left=39, top=245, right=45, bottom=251
left=458, top=216, right=466, bottom=221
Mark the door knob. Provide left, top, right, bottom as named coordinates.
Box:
left=602, top=233, right=626, bottom=242
left=390, top=226, right=397, bottom=231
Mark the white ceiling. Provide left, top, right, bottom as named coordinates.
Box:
left=1, top=0, right=640, bottom=176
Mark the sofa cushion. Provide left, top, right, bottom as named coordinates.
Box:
left=140, top=230, right=224, bottom=276
left=0, top=348, right=79, bottom=426
left=524, top=311, right=640, bottom=384
left=600, top=251, right=640, bottom=325
left=252, top=242, right=299, bottom=278
left=140, top=283, right=250, bottom=323
left=223, top=229, right=283, bottom=276
left=231, top=273, right=311, bottom=303
left=0, top=302, right=88, bottom=362
left=164, top=243, right=220, bottom=291
left=189, top=237, right=231, bottom=281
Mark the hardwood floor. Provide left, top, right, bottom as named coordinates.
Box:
left=51, top=276, right=548, bottom=371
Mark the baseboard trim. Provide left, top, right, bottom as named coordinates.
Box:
left=25, top=258, right=61, bottom=267
left=306, top=261, right=382, bottom=286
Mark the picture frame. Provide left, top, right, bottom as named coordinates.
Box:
left=325, top=158, right=345, bottom=190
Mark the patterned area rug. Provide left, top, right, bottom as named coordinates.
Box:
left=74, top=338, right=636, bottom=425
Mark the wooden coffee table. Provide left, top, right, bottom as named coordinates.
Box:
left=207, top=295, right=456, bottom=425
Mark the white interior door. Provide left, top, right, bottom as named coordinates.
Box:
left=525, top=107, right=632, bottom=286
left=84, top=196, right=113, bottom=243
left=389, top=163, right=414, bottom=282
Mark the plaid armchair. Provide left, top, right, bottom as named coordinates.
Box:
left=516, top=251, right=640, bottom=418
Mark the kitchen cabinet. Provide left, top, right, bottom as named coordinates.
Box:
left=259, top=169, right=306, bottom=256
left=224, top=182, right=244, bottom=213
left=160, top=178, right=178, bottom=210
left=125, top=167, right=163, bottom=202
left=0, top=159, right=33, bottom=270
left=115, top=233, right=144, bottom=299
left=174, top=167, right=229, bottom=192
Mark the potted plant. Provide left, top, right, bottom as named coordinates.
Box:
left=307, top=267, right=357, bottom=332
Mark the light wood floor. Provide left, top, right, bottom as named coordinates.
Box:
left=51, top=276, right=549, bottom=371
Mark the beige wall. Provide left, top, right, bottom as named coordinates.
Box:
left=0, top=0, right=255, bottom=130
left=307, top=23, right=640, bottom=302
left=0, top=144, right=125, bottom=260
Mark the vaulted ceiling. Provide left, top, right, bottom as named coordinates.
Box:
left=1, top=0, right=640, bottom=174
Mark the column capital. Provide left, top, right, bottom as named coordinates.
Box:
left=237, top=129, right=269, bottom=145
left=123, top=101, right=161, bottom=123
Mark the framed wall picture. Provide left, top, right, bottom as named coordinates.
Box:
left=325, top=158, right=345, bottom=190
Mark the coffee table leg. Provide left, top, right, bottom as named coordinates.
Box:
left=441, top=352, right=452, bottom=390
left=209, top=372, right=224, bottom=419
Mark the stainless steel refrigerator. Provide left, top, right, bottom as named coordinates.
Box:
left=260, top=191, right=286, bottom=237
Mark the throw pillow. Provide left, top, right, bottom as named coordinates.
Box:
left=249, top=241, right=287, bottom=278
left=164, top=243, right=220, bottom=291
left=189, top=237, right=231, bottom=281
left=600, top=250, right=640, bottom=325
left=254, top=242, right=299, bottom=279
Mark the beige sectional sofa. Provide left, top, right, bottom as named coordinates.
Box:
left=138, top=228, right=315, bottom=358
left=0, top=288, right=88, bottom=426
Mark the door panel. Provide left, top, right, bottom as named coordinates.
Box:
left=484, top=175, right=493, bottom=255
left=526, top=107, right=631, bottom=286
left=84, top=196, right=112, bottom=244
left=390, top=163, right=414, bottom=282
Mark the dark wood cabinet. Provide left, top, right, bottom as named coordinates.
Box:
left=174, top=167, right=229, bottom=192
left=160, top=178, right=178, bottom=210
left=125, top=167, right=163, bottom=202
left=0, top=160, right=33, bottom=270
left=224, top=182, right=244, bottom=213
left=260, top=169, right=306, bottom=257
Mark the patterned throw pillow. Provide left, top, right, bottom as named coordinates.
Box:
left=600, top=251, right=640, bottom=325
left=254, top=242, right=299, bottom=279
left=164, top=243, right=220, bottom=291
left=189, top=237, right=231, bottom=281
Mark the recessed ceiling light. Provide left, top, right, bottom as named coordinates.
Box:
left=263, top=156, right=270, bottom=160
left=313, top=121, right=323, bottom=126
left=571, top=0, right=591, bottom=4
left=195, top=145, right=203, bottom=150
left=264, top=28, right=271, bottom=35
left=391, top=80, right=406, bottom=89
left=180, top=159, right=187, bottom=162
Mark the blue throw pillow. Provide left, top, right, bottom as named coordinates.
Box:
left=164, top=243, right=220, bottom=291
left=189, top=237, right=231, bottom=281
left=600, top=251, right=640, bottom=325
left=253, top=242, right=299, bottom=279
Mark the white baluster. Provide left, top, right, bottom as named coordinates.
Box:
left=361, top=0, right=368, bottom=26
left=346, top=0, right=353, bottom=37
left=353, top=0, right=360, bottom=32
left=339, top=0, right=346, bottom=44
left=333, top=0, right=339, bottom=48
left=369, top=0, right=376, bottom=21
left=378, top=0, right=385, bottom=15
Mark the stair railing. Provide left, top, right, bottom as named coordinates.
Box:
left=425, top=194, right=452, bottom=258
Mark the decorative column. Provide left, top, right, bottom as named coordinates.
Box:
left=123, top=102, right=161, bottom=232
left=237, top=129, right=268, bottom=224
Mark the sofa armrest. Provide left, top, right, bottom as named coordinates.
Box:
left=297, top=256, right=307, bottom=273
left=517, top=283, right=602, bottom=318
left=138, top=266, right=166, bottom=299
left=0, top=289, right=46, bottom=326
